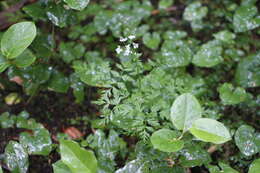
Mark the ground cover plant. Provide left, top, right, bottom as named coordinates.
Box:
left=0, top=0, right=260, bottom=172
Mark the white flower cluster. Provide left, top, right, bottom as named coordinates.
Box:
left=115, top=35, right=139, bottom=56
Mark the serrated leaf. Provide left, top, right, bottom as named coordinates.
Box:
left=170, top=93, right=202, bottom=132
left=53, top=160, right=72, bottom=173
left=189, top=118, right=231, bottom=144
left=1, top=22, right=36, bottom=59
left=64, top=0, right=89, bottom=11
left=60, top=140, right=97, bottom=173
left=4, top=141, right=29, bottom=173
left=151, top=129, right=184, bottom=152
left=235, top=125, right=258, bottom=156
left=249, top=158, right=260, bottom=173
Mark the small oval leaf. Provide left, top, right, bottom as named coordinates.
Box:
left=1, top=22, right=37, bottom=59
left=190, top=118, right=231, bottom=144
left=151, top=129, right=184, bottom=152
left=170, top=93, right=202, bottom=132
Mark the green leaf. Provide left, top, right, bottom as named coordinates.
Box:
left=158, top=40, right=192, bottom=67
left=235, top=52, right=260, bottom=88
left=183, top=2, right=208, bottom=21
left=249, top=158, right=260, bottom=173
left=213, top=30, right=236, bottom=44
left=1, top=22, right=36, bottom=59
left=159, top=0, right=174, bottom=10
left=64, top=0, right=90, bottom=11
left=19, top=128, right=52, bottom=156
left=53, top=160, right=72, bottom=173
left=189, top=118, right=231, bottom=144
left=115, top=159, right=147, bottom=173
left=208, top=163, right=239, bottom=173
left=13, top=49, right=36, bottom=68
left=4, top=141, right=29, bottom=173
left=0, top=166, right=2, bottom=173
left=0, top=53, right=10, bottom=73
left=235, top=125, right=259, bottom=156
left=218, top=83, right=247, bottom=105
left=151, top=129, right=184, bottom=152
left=142, top=32, right=161, bottom=50
left=192, top=40, right=223, bottom=67
left=60, top=140, right=98, bottom=173
left=170, top=93, right=202, bottom=132
left=233, top=5, right=260, bottom=33
left=179, top=144, right=211, bottom=167
left=48, top=70, right=70, bottom=93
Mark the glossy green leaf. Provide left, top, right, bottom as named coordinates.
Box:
left=235, top=52, right=260, bottom=88
left=19, top=128, right=52, bottom=156
left=13, top=49, right=36, bottom=68
left=179, top=144, right=211, bottom=167
left=60, top=140, right=98, bottom=173
left=213, top=30, right=236, bottom=44
left=208, top=163, right=239, bottom=173
left=0, top=53, right=10, bottom=73
left=170, top=93, right=202, bottom=132
left=64, top=0, right=90, bottom=11
left=0, top=166, right=2, bottom=173
left=249, top=158, right=260, bottom=173
left=1, top=22, right=36, bottom=59
left=192, top=40, right=223, bottom=67
left=53, top=160, right=72, bottom=173
left=151, top=129, right=184, bottom=152
left=235, top=125, right=258, bottom=156
left=48, top=70, right=70, bottom=93
left=233, top=5, right=260, bottom=33
left=23, top=3, right=47, bottom=21
left=142, top=32, right=161, bottom=50
left=4, top=141, right=29, bottom=173
left=218, top=83, right=247, bottom=105
left=115, top=159, right=147, bottom=173
left=190, top=118, right=231, bottom=144
left=183, top=2, right=208, bottom=21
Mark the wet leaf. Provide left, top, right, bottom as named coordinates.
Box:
left=235, top=52, right=260, bottom=88
left=170, top=93, right=202, bottom=132
left=60, top=140, right=98, bottom=173
left=235, top=125, right=258, bottom=156
left=48, top=70, right=70, bottom=93
left=53, top=160, right=72, bottom=173
left=142, top=32, right=161, bottom=50
left=19, top=128, right=52, bottom=156
left=151, top=129, right=184, bottom=152
left=13, top=49, right=36, bottom=68
left=190, top=118, right=231, bottom=144
left=64, top=0, right=90, bottom=11
left=233, top=5, right=260, bottom=33
left=4, top=141, right=29, bottom=173
left=115, top=159, right=147, bottom=173
left=249, top=158, right=260, bottom=173
left=183, top=2, right=208, bottom=21
left=218, top=83, right=247, bottom=105
left=180, top=144, right=211, bottom=167
left=1, top=22, right=36, bottom=59
left=192, top=40, right=223, bottom=67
